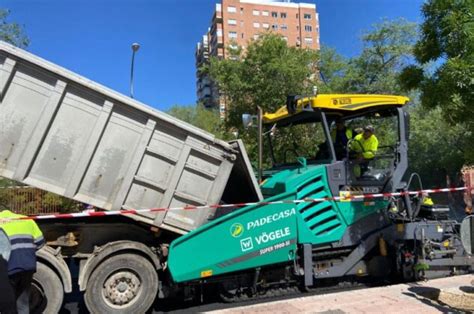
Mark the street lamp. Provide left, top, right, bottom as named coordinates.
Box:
left=130, top=43, right=140, bottom=98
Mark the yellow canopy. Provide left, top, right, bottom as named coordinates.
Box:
left=263, top=94, right=409, bottom=124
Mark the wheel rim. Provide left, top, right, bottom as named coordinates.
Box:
left=102, top=270, right=142, bottom=308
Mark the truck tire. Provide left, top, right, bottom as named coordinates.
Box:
left=31, top=262, right=64, bottom=314
left=84, top=253, right=158, bottom=314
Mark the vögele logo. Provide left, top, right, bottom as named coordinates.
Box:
left=229, top=223, right=244, bottom=238
left=240, top=237, right=253, bottom=252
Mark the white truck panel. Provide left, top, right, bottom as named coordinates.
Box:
left=0, top=41, right=254, bottom=234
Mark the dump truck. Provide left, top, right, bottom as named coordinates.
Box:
left=0, top=41, right=472, bottom=313
left=0, top=41, right=262, bottom=313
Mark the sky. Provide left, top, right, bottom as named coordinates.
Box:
left=3, top=0, right=424, bottom=111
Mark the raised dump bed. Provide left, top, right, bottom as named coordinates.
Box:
left=0, top=41, right=261, bottom=234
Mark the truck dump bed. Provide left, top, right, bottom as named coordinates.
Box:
left=0, top=41, right=261, bottom=234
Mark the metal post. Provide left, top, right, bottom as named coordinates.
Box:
left=257, top=106, right=263, bottom=184
left=130, top=43, right=140, bottom=98
left=320, top=111, right=336, bottom=162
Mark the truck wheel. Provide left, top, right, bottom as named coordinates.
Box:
left=31, top=262, right=64, bottom=314
left=84, top=253, right=158, bottom=314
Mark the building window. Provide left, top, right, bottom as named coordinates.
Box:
left=281, top=24, right=287, bottom=30
left=241, top=33, right=244, bottom=39
left=252, top=10, right=259, bottom=16
left=271, top=11, right=278, bottom=18
left=280, top=12, right=287, bottom=18
left=304, top=37, right=313, bottom=44
left=262, top=23, right=269, bottom=29
left=228, top=19, right=237, bottom=25
left=262, top=10, right=269, bottom=16
left=217, top=29, right=222, bottom=36
left=304, top=13, right=311, bottom=19
left=272, top=24, right=278, bottom=30
left=229, top=31, right=237, bottom=38
left=227, top=6, right=236, bottom=13
left=304, top=25, right=312, bottom=32
left=253, top=22, right=260, bottom=28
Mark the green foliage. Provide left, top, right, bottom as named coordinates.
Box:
left=207, top=33, right=319, bottom=129
left=204, top=33, right=319, bottom=163
left=407, top=105, right=466, bottom=187
left=0, top=9, right=29, bottom=48
left=413, top=0, right=473, bottom=63
left=0, top=178, right=17, bottom=209
left=400, top=0, right=474, bottom=161
left=349, top=18, right=417, bottom=93
left=0, top=177, right=15, bottom=188
left=167, top=104, right=228, bottom=139
left=0, top=184, right=81, bottom=214
left=318, top=46, right=350, bottom=93
left=320, top=19, right=417, bottom=94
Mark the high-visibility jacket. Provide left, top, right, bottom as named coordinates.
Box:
left=0, top=210, right=44, bottom=275
left=330, top=128, right=353, bottom=146
left=350, top=133, right=378, bottom=159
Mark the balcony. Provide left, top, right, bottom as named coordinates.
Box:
left=213, top=10, right=223, bottom=23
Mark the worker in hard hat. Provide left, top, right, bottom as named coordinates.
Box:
left=350, top=125, right=379, bottom=178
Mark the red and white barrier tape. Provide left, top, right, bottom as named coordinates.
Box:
left=4, top=186, right=464, bottom=221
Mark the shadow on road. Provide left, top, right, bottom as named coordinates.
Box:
left=404, top=284, right=474, bottom=313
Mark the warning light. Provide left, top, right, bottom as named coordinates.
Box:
left=200, top=270, right=213, bottom=278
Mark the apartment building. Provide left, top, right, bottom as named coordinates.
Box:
left=196, top=0, right=320, bottom=114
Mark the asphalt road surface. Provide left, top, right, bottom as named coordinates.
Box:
left=60, top=282, right=368, bottom=313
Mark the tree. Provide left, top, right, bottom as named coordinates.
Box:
left=407, top=105, right=466, bottom=188
left=400, top=0, right=474, bottom=146
left=207, top=33, right=319, bottom=129
left=317, top=46, right=350, bottom=93
left=0, top=9, right=29, bottom=48
left=167, top=104, right=228, bottom=139
left=320, top=19, right=417, bottom=94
